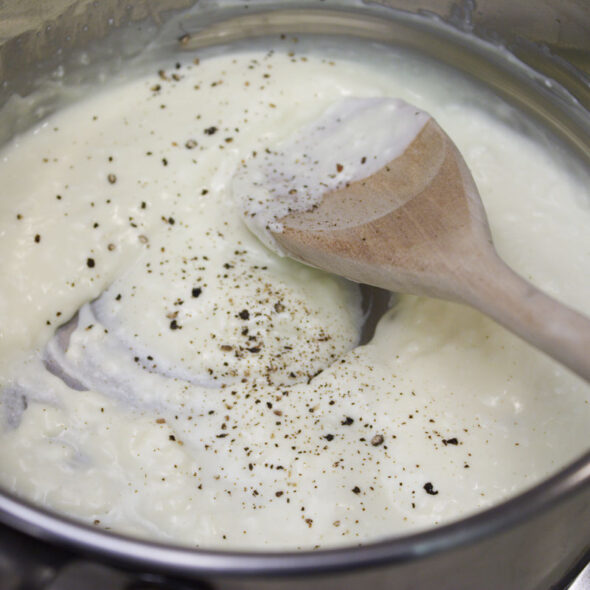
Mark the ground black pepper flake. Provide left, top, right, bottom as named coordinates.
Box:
left=34, top=234, right=41, bottom=243
left=192, top=287, right=202, bottom=298
left=352, top=486, right=361, bottom=494
left=86, top=257, right=95, bottom=268
left=107, top=173, right=117, bottom=184
left=170, top=319, right=179, bottom=330
left=424, top=482, right=439, bottom=495
left=204, top=126, right=218, bottom=135
left=443, top=437, right=459, bottom=446
left=185, top=139, right=198, bottom=149
left=324, top=434, right=334, bottom=441
left=238, top=309, right=250, bottom=320
left=371, top=434, right=384, bottom=446
left=341, top=416, right=354, bottom=426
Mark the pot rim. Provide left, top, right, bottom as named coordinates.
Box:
left=0, top=449, right=588, bottom=577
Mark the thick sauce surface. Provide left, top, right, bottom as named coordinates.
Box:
left=0, top=42, right=589, bottom=550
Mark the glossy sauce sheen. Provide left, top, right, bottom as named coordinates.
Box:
left=0, top=43, right=588, bottom=550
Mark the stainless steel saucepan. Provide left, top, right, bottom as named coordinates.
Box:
left=0, top=1, right=588, bottom=589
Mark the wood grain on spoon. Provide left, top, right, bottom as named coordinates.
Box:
left=273, top=118, right=590, bottom=382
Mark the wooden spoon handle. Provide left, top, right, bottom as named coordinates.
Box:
left=460, top=253, right=590, bottom=382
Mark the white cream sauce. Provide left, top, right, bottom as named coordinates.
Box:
left=0, top=41, right=588, bottom=550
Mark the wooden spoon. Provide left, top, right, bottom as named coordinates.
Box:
left=271, top=117, right=590, bottom=382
